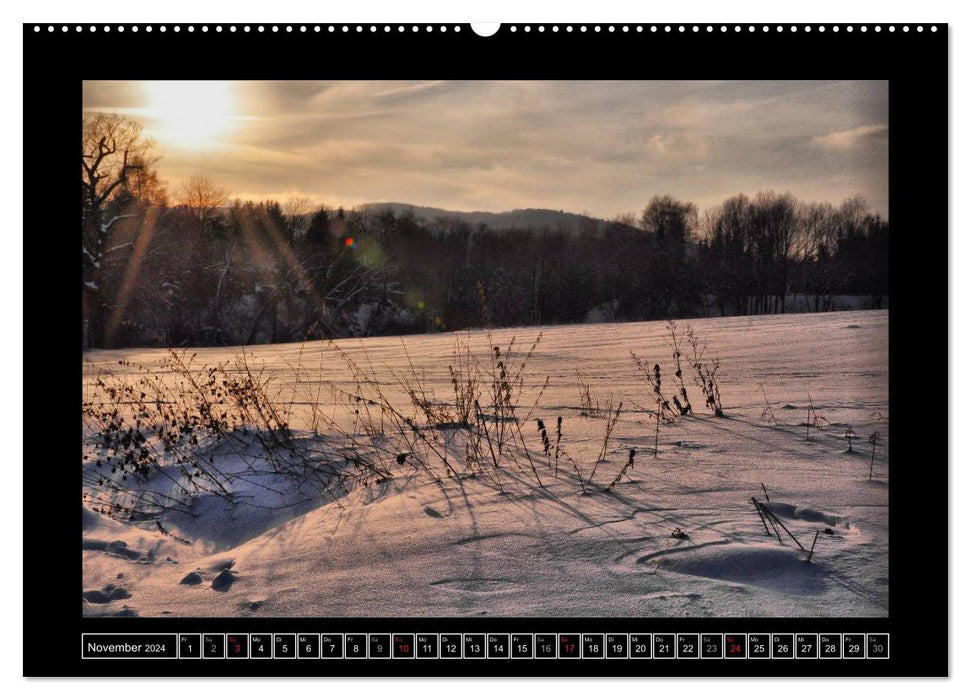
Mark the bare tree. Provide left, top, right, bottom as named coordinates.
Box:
left=611, top=212, right=639, bottom=228
left=284, top=194, right=316, bottom=241
left=125, top=163, right=168, bottom=206
left=178, top=175, right=229, bottom=226
left=639, top=194, right=698, bottom=315
left=757, top=191, right=798, bottom=313
left=799, top=201, right=840, bottom=311
left=82, top=114, right=159, bottom=277
left=81, top=113, right=162, bottom=345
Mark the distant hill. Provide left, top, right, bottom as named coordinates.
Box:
left=359, top=202, right=619, bottom=235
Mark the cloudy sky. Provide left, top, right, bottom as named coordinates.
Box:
left=82, top=80, right=889, bottom=218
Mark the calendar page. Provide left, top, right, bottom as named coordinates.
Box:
left=23, top=21, right=947, bottom=677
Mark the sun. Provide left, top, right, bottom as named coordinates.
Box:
left=145, top=81, right=236, bottom=150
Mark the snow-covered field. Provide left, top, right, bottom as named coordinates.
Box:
left=81, top=310, right=889, bottom=618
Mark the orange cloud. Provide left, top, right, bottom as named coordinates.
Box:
left=813, top=124, right=888, bottom=150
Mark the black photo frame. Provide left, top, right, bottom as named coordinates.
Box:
left=23, top=21, right=947, bottom=677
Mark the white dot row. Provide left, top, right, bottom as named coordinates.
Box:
left=509, top=24, right=937, bottom=33
left=34, top=25, right=462, bottom=33
left=32, top=24, right=940, bottom=34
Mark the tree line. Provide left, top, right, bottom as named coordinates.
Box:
left=82, top=114, right=889, bottom=349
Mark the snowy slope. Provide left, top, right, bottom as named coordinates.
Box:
left=82, top=310, right=889, bottom=618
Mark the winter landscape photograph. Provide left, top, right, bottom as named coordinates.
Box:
left=81, top=80, right=890, bottom=618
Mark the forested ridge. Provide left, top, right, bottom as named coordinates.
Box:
left=82, top=114, right=889, bottom=349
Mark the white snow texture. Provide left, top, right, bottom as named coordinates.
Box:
left=82, top=310, right=889, bottom=618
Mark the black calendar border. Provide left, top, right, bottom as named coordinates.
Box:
left=22, top=22, right=948, bottom=678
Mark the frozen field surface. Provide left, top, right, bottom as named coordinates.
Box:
left=82, top=310, right=889, bottom=618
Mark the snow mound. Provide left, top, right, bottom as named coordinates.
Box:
left=650, top=542, right=826, bottom=593
left=764, top=502, right=846, bottom=527
left=82, top=505, right=108, bottom=531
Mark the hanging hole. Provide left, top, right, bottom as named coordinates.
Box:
left=471, top=23, right=500, bottom=37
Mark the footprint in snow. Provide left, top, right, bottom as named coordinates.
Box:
left=82, top=538, right=142, bottom=561
left=431, top=578, right=523, bottom=594
left=83, top=583, right=133, bottom=604
left=179, top=571, right=204, bottom=586
left=212, top=568, right=239, bottom=592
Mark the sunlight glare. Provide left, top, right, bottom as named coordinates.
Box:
left=146, top=81, right=236, bottom=150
